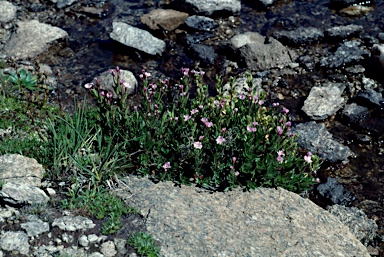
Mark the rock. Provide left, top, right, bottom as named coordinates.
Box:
left=328, top=204, right=378, bottom=246
left=114, top=238, right=128, bottom=255
left=100, top=241, right=117, bottom=257
left=141, top=9, right=189, bottom=31
left=302, top=84, right=346, bottom=120
left=342, top=103, right=369, bottom=123
left=115, top=175, right=370, bottom=257
left=0, top=182, right=49, bottom=205
left=94, top=69, right=138, bottom=97
left=228, top=32, right=297, bottom=71
left=50, top=0, right=78, bottom=8
left=371, top=43, right=384, bottom=73
left=272, top=27, right=324, bottom=46
left=339, top=5, right=374, bottom=16
left=355, top=88, right=384, bottom=107
left=0, top=231, right=29, bottom=255
left=316, top=177, right=355, bottom=206
left=325, top=24, right=363, bottom=40
left=185, top=15, right=218, bottom=31
left=186, top=43, right=217, bottom=66
left=21, top=217, right=50, bottom=237
left=320, top=40, right=369, bottom=69
left=0, top=1, right=17, bottom=23
left=259, top=0, right=275, bottom=6
left=4, top=20, right=68, bottom=59
left=222, top=76, right=263, bottom=97
left=186, top=32, right=215, bottom=44
left=52, top=216, right=96, bottom=231
left=110, top=21, right=166, bottom=55
left=292, top=121, right=354, bottom=163
left=173, top=0, right=241, bottom=16
left=0, top=154, right=45, bottom=187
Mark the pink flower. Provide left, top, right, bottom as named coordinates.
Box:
left=180, top=92, right=187, bottom=96
left=285, top=121, right=291, bottom=127
left=162, top=162, right=171, bottom=171
left=182, top=68, right=189, bottom=76
left=221, top=127, right=227, bottom=132
left=84, top=83, right=93, bottom=89
left=277, top=126, right=283, bottom=135
left=277, top=156, right=284, bottom=163
left=273, top=103, right=279, bottom=107
left=174, top=117, right=179, bottom=121
left=315, top=178, right=320, bottom=183
left=216, top=136, right=226, bottom=145
left=247, top=126, right=256, bottom=133
left=230, top=165, right=234, bottom=170
left=277, top=150, right=285, bottom=157
left=258, top=100, right=265, bottom=106
left=232, top=157, right=237, bottom=164
left=213, top=100, right=219, bottom=106
left=283, top=107, right=289, bottom=114
left=154, top=104, right=159, bottom=109
left=184, top=114, right=191, bottom=121
left=198, top=105, right=204, bottom=109
left=139, top=74, right=143, bottom=79
left=100, top=91, right=105, bottom=97
left=191, top=109, right=199, bottom=115
left=110, top=69, right=116, bottom=76
left=307, top=151, right=312, bottom=157
left=235, top=171, right=240, bottom=176
left=201, top=117, right=208, bottom=123
left=106, top=91, right=113, bottom=99
left=252, top=122, right=258, bottom=127
left=199, top=136, right=204, bottom=141
left=200, top=71, right=205, bottom=76
left=304, top=155, right=312, bottom=164
left=179, top=84, right=184, bottom=91
left=279, top=118, right=284, bottom=123
left=151, top=83, right=157, bottom=90
left=205, top=122, right=213, bottom=128
left=193, top=142, right=202, bottom=149
left=238, top=94, right=246, bottom=100
left=233, top=108, right=238, bottom=112
left=144, top=72, right=151, bottom=77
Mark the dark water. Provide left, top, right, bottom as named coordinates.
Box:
left=30, top=0, right=384, bottom=253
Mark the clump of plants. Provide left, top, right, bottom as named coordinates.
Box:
left=128, top=232, right=160, bottom=257
left=83, top=67, right=320, bottom=193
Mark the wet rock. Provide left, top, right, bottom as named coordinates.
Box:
left=272, top=27, right=324, bottom=46
left=342, top=103, right=369, bottom=123
left=4, top=20, right=68, bottom=60
left=228, top=32, right=297, bottom=71
left=21, top=217, right=50, bottom=237
left=186, top=32, right=215, bottom=44
left=316, top=177, right=355, bottom=206
left=0, top=231, right=29, bottom=255
left=0, top=154, right=45, bottom=187
left=292, top=121, right=354, bottom=163
left=51, top=0, right=79, bottom=8
left=325, top=24, right=363, bottom=40
left=185, top=15, right=218, bottom=31
left=141, top=9, right=189, bottom=31
left=116, top=175, right=370, bottom=257
left=355, top=88, right=384, bottom=107
left=0, top=1, right=17, bottom=23
left=371, top=44, right=384, bottom=72
left=328, top=204, right=378, bottom=246
left=302, top=84, right=346, bottom=120
left=186, top=43, right=217, bottom=66
left=79, top=6, right=109, bottom=18
left=298, top=54, right=315, bottom=70
left=52, top=216, right=96, bottom=231
left=0, top=182, right=49, bottom=205
left=110, top=21, right=166, bottom=56
left=174, top=0, right=241, bottom=16
left=320, top=40, right=369, bottom=69
left=330, top=0, right=374, bottom=9
left=339, top=5, right=374, bottom=16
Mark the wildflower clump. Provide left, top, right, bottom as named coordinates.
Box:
left=85, top=67, right=320, bottom=193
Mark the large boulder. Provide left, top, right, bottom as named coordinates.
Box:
left=4, top=20, right=68, bottom=59
left=116, top=175, right=370, bottom=257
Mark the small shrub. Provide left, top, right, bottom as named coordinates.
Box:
left=84, top=67, right=321, bottom=193
left=128, top=232, right=160, bottom=257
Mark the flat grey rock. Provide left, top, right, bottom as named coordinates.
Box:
left=116, top=175, right=370, bottom=257
left=0, top=182, right=49, bottom=205
left=0, top=231, right=29, bottom=255
left=174, top=0, right=241, bottom=16
left=0, top=1, right=17, bottom=23
left=0, top=154, right=45, bottom=187
left=52, top=216, right=96, bottom=231
left=110, top=22, right=166, bottom=56
left=4, top=20, right=68, bottom=59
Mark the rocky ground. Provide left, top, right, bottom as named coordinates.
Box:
left=1, top=0, right=384, bottom=256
